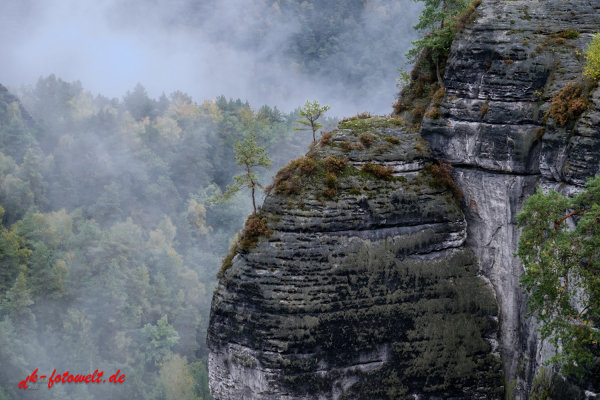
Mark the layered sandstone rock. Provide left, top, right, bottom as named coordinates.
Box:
left=208, top=118, right=504, bottom=399
left=421, top=0, right=600, bottom=398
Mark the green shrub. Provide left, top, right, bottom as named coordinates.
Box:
left=324, top=173, right=338, bottom=189
left=432, top=87, right=446, bottom=107
left=217, top=240, right=239, bottom=279
left=583, top=33, right=600, bottom=82
left=558, top=29, right=579, bottom=39
left=385, top=136, right=401, bottom=145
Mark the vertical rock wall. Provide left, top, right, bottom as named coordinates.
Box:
left=420, top=0, right=600, bottom=398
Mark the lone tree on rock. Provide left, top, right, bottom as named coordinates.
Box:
left=211, top=132, right=272, bottom=214
left=294, top=100, right=331, bottom=142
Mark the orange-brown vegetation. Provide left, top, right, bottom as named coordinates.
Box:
left=425, top=160, right=463, bottom=200
left=550, top=83, right=588, bottom=126
left=323, top=156, right=348, bottom=174
left=361, top=163, right=394, bottom=180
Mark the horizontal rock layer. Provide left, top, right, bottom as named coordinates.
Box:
left=208, top=118, right=504, bottom=399
left=420, top=0, right=600, bottom=398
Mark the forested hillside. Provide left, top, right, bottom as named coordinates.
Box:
left=111, top=0, right=421, bottom=108
left=2, top=0, right=422, bottom=115
left=0, top=75, right=333, bottom=400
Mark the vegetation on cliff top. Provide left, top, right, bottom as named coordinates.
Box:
left=393, top=0, right=482, bottom=127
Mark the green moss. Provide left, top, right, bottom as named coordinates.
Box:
left=557, top=29, right=579, bottom=39
left=268, top=244, right=502, bottom=398
left=217, top=239, right=239, bottom=280
left=385, top=136, right=401, bottom=145
left=338, top=117, right=406, bottom=133
left=529, top=367, right=551, bottom=400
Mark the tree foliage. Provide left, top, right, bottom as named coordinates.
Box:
left=583, top=33, right=600, bottom=82
left=294, top=100, right=331, bottom=142
left=517, top=176, right=600, bottom=376
left=407, top=0, right=468, bottom=62
left=0, top=75, right=340, bottom=399
left=211, top=132, right=272, bottom=214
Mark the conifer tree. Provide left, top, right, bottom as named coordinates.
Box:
left=517, top=176, right=600, bottom=376
left=211, top=132, right=272, bottom=214
left=406, top=0, right=469, bottom=86
left=20, top=149, right=47, bottom=207
left=0, top=269, right=36, bottom=332
left=294, top=100, right=331, bottom=142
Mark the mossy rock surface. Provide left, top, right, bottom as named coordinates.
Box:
left=208, top=117, right=503, bottom=399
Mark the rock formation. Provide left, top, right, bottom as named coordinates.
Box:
left=421, top=0, right=600, bottom=398
left=208, top=118, right=504, bottom=399
left=207, top=0, right=600, bottom=398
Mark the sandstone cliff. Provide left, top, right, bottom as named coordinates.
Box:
left=421, top=0, right=600, bottom=398
left=208, top=118, right=504, bottom=399
left=207, top=0, right=600, bottom=399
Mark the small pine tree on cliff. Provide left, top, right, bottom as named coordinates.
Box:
left=294, top=100, right=331, bottom=142
left=211, top=132, right=272, bottom=215
left=406, top=0, right=471, bottom=86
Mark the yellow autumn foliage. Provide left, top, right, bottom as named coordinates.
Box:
left=584, top=33, right=600, bottom=82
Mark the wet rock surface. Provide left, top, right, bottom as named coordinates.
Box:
left=207, top=118, right=504, bottom=399
left=208, top=0, right=600, bottom=397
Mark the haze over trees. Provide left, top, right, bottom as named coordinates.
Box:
left=1, top=0, right=423, bottom=115
left=0, top=75, right=336, bottom=400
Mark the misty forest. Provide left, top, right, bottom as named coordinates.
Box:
left=0, top=0, right=423, bottom=399
left=4, top=0, right=600, bottom=398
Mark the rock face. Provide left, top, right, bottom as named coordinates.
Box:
left=208, top=118, right=504, bottom=399
left=208, top=0, right=600, bottom=398
left=421, top=0, right=600, bottom=398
